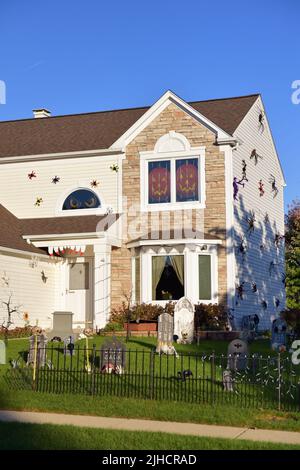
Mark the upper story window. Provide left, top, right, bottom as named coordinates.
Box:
left=62, top=189, right=101, bottom=211
left=140, top=131, right=205, bottom=211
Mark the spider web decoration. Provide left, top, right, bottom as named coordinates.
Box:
left=269, top=174, right=279, bottom=198
left=250, top=149, right=263, bottom=165
left=28, top=170, right=37, bottom=180
left=258, top=180, right=265, bottom=197
left=246, top=211, right=256, bottom=234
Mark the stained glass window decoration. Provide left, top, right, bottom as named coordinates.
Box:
left=62, top=189, right=101, bottom=210
left=176, top=158, right=199, bottom=202
left=148, top=161, right=171, bottom=204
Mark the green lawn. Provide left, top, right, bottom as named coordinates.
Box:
left=0, top=422, right=299, bottom=450
left=1, top=337, right=300, bottom=434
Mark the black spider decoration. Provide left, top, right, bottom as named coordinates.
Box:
left=250, top=149, right=263, bottom=165
left=246, top=211, right=256, bottom=234
left=28, top=170, right=37, bottom=180
left=269, top=174, right=279, bottom=198
left=258, top=109, right=265, bottom=132
left=274, top=232, right=284, bottom=248
left=236, top=282, right=245, bottom=301
left=41, top=270, right=48, bottom=283
left=275, top=298, right=280, bottom=308
left=261, top=300, right=267, bottom=310
left=52, top=176, right=60, bottom=184
left=90, top=180, right=99, bottom=188
left=241, top=160, right=248, bottom=183
left=251, top=282, right=258, bottom=293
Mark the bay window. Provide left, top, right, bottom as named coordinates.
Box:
left=152, top=255, right=184, bottom=301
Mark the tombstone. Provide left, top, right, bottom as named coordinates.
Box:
left=227, top=339, right=248, bottom=371
left=156, top=312, right=174, bottom=353
left=0, top=340, right=6, bottom=364
left=64, top=335, right=75, bottom=356
left=100, top=336, right=126, bottom=373
left=27, top=333, right=48, bottom=367
left=50, top=311, right=77, bottom=341
left=240, top=314, right=259, bottom=343
left=271, top=318, right=287, bottom=351
left=174, top=297, right=194, bottom=344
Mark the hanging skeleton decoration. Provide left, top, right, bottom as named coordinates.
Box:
left=52, top=176, right=60, bottom=184
left=236, top=282, right=245, bottom=302
left=269, top=174, right=279, bottom=198
left=250, top=149, right=263, bottom=165
left=35, top=197, right=43, bottom=207
left=258, top=180, right=265, bottom=197
left=246, top=211, right=256, bottom=234
left=258, top=109, right=265, bottom=132
left=261, top=300, right=268, bottom=310
left=233, top=177, right=245, bottom=201
left=90, top=180, right=99, bottom=188
left=274, top=232, right=284, bottom=248
left=28, top=170, right=37, bottom=180
left=241, top=160, right=248, bottom=183
left=251, top=282, right=258, bottom=293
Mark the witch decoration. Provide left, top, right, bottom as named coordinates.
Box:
left=233, top=177, right=245, bottom=201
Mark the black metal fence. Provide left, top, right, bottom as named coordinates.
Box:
left=6, top=345, right=300, bottom=411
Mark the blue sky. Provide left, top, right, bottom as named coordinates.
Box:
left=0, top=0, right=299, bottom=208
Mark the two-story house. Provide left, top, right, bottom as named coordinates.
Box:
left=0, top=91, right=285, bottom=331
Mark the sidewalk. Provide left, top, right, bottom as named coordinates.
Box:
left=0, top=410, right=300, bottom=445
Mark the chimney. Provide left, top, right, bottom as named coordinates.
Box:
left=33, top=108, right=51, bottom=118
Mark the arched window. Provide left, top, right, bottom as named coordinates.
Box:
left=62, top=189, right=101, bottom=211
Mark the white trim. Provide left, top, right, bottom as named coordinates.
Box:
left=140, top=134, right=206, bottom=212
left=110, top=90, right=233, bottom=151
left=127, top=238, right=222, bottom=248
left=0, top=148, right=124, bottom=164
left=23, top=232, right=106, bottom=242
left=220, top=144, right=236, bottom=311
left=0, top=245, right=53, bottom=260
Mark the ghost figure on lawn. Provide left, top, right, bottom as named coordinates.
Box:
left=174, top=297, right=195, bottom=344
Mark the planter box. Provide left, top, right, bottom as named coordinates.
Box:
left=124, top=322, right=158, bottom=332
left=195, top=330, right=240, bottom=342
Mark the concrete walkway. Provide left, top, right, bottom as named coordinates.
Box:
left=0, top=410, right=300, bottom=445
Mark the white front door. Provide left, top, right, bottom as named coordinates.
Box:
left=65, top=257, right=93, bottom=328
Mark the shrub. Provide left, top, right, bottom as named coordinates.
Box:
left=0, top=325, right=34, bottom=339
left=110, top=301, right=176, bottom=326
left=194, top=303, right=229, bottom=331
left=102, top=322, right=124, bottom=332
left=281, top=308, right=300, bottom=337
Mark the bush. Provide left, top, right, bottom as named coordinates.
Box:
left=281, top=309, right=300, bottom=337
left=110, top=301, right=175, bottom=326
left=194, top=303, right=229, bottom=331
left=0, top=325, right=34, bottom=339
left=102, top=322, right=124, bottom=333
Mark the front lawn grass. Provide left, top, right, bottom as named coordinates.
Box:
left=0, top=422, right=299, bottom=450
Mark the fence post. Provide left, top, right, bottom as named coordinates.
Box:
left=149, top=349, right=155, bottom=400
left=91, top=344, right=96, bottom=396
left=211, top=352, right=215, bottom=405
left=277, top=352, right=281, bottom=411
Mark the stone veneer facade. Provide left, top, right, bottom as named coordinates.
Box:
left=111, top=103, right=227, bottom=310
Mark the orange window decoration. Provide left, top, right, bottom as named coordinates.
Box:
left=176, top=158, right=199, bottom=202
left=148, top=161, right=171, bottom=204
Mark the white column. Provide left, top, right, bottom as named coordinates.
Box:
left=94, top=243, right=111, bottom=329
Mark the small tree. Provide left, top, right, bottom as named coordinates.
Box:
left=285, top=200, right=300, bottom=309
left=1, top=293, right=22, bottom=339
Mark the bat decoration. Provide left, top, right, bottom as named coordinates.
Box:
left=250, top=149, right=263, bottom=165
left=241, top=160, right=248, bottom=183
left=275, top=298, right=280, bottom=308
left=28, top=170, right=37, bottom=180
left=41, top=270, right=48, bottom=284
left=233, top=177, right=245, bottom=201
left=90, top=180, right=99, bottom=188
left=261, top=300, right=268, bottom=310
left=251, top=282, right=258, bottom=293
left=52, top=176, right=60, bottom=184
left=264, top=212, right=270, bottom=224
left=258, top=180, right=265, bottom=197
left=246, top=210, right=256, bottom=234
left=274, top=232, right=284, bottom=248
left=236, top=282, right=245, bottom=301
left=258, top=109, right=265, bottom=132
left=269, top=174, right=279, bottom=198
left=35, top=197, right=43, bottom=207
left=110, top=164, right=119, bottom=173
